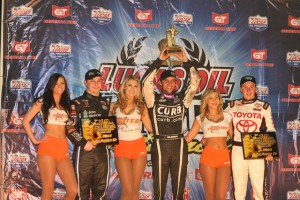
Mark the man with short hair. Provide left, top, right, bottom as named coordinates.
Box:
left=67, top=69, right=111, bottom=200
left=225, top=75, right=276, bottom=200
left=141, top=47, right=201, bottom=200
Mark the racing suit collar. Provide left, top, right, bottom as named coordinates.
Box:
left=84, top=91, right=101, bottom=100
left=241, top=97, right=257, bottom=104
left=162, top=92, right=175, bottom=99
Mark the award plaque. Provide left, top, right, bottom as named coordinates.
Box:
left=81, top=116, right=119, bottom=145
left=241, top=132, right=279, bottom=159
left=166, top=23, right=181, bottom=53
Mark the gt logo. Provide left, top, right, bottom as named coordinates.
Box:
left=135, top=9, right=152, bottom=22
left=236, top=120, right=257, bottom=133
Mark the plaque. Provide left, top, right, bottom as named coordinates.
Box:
left=241, top=132, right=279, bottom=159
left=166, top=23, right=181, bottom=53
left=81, top=116, right=119, bottom=145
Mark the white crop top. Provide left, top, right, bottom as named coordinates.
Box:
left=46, top=107, right=68, bottom=125
left=196, top=112, right=232, bottom=138
left=115, top=107, right=143, bottom=141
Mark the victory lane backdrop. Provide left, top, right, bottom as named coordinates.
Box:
left=1, top=0, right=300, bottom=199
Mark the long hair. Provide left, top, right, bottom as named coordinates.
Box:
left=199, top=88, right=223, bottom=122
left=34, top=73, right=71, bottom=124
left=113, top=75, right=146, bottom=115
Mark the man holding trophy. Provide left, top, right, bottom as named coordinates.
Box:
left=141, top=24, right=201, bottom=200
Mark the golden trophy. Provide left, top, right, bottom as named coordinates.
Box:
left=166, top=24, right=181, bottom=53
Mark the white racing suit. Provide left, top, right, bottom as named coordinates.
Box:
left=225, top=98, right=276, bottom=200
left=141, top=58, right=200, bottom=200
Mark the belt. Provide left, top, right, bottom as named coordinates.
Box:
left=154, top=134, right=184, bottom=140
left=232, top=141, right=242, bottom=146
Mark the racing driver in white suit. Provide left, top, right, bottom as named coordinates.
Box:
left=225, top=75, right=276, bottom=200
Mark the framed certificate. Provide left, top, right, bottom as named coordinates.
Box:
left=241, top=132, right=279, bottom=160
left=81, top=116, right=119, bottom=145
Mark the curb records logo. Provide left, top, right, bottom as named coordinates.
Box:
left=53, top=188, right=66, bottom=200
left=287, top=50, right=300, bottom=67
left=50, top=42, right=71, bottom=58
left=11, top=5, right=33, bottom=22
left=12, top=41, right=30, bottom=53
left=52, top=5, right=70, bottom=18
left=251, top=49, right=267, bottom=61
left=8, top=188, right=27, bottom=200
left=288, top=84, right=300, bottom=97
left=256, top=85, right=269, bottom=96
left=10, top=78, right=32, bottom=94
left=91, top=7, right=112, bottom=25
left=288, top=16, right=300, bottom=29
left=288, top=154, right=300, bottom=166
left=8, top=152, right=30, bottom=168
left=248, top=15, right=268, bottom=32
left=135, top=9, right=152, bottom=22
left=287, top=189, right=300, bottom=200
left=173, top=12, right=193, bottom=28
left=212, top=12, right=229, bottom=25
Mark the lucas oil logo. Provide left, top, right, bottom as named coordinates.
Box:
left=286, top=50, right=300, bottom=67
left=50, top=42, right=71, bottom=58
left=248, top=15, right=268, bottom=32
left=10, top=78, right=32, bottom=94
left=287, top=189, right=300, bottom=200
left=8, top=152, right=30, bottom=168
left=11, top=5, right=33, bottom=22
left=91, top=7, right=112, bottom=25
left=173, top=12, right=193, bottom=28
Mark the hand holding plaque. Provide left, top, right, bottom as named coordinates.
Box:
left=166, top=24, right=181, bottom=53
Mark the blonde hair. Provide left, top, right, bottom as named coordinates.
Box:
left=113, top=75, right=146, bottom=115
left=199, top=88, right=223, bottom=122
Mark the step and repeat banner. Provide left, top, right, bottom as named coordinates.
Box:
left=1, top=0, right=300, bottom=199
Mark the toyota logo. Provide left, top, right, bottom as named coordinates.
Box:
left=236, top=120, right=257, bottom=132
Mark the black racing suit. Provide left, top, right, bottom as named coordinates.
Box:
left=141, top=58, right=201, bottom=200
left=66, top=91, right=110, bottom=200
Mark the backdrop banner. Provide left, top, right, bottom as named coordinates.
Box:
left=1, top=0, right=300, bottom=199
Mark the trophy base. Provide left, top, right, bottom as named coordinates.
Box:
left=167, top=48, right=182, bottom=53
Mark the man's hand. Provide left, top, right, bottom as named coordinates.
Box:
left=84, top=141, right=96, bottom=151
left=265, top=155, right=274, bottom=161
left=159, top=47, right=188, bottom=62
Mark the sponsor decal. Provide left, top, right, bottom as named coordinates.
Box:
left=135, top=9, right=152, bottom=22
left=173, top=12, right=193, bottom=28
left=288, top=154, right=300, bottom=166
left=50, top=42, right=71, bottom=58
left=236, top=119, right=258, bottom=133
left=12, top=41, right=30, bottom=54
left=204, top=12, right=236, bottom=31
left=91, top=7, right=112, bottom=25
left=53, top=188, right=66, bottom=200
left=248, top=15, right=268, bottom=32
left=287, top=119, right=300, bottom=134
left=11, top=6, right=33, bottom=22
left=288, top=84, right=300, bottom=97
left=52, top=5, right=70, bottom=18
left=8, top=152, right=30, bottom=168
left=288, top=16, right=300, bottom=29
left=251, top=49, right=267, bottom=61
left=10, top=79, right=32, bottom=94
left=287, top=189, right=300, bottom=200
left=195, top=168, right=203, bottom=181
left=256, top=85, right=269, bottom=96
left=139, top=191, right=152, bottom=200
left=8, top=188, right=28, bottom=200
left=244, top=49, right=274, bottom=67
left=281, top=16, right=300, bottom=33
left=212, top=12, right=229, bottom=25
left=286, top=50, right=300, bottom=67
